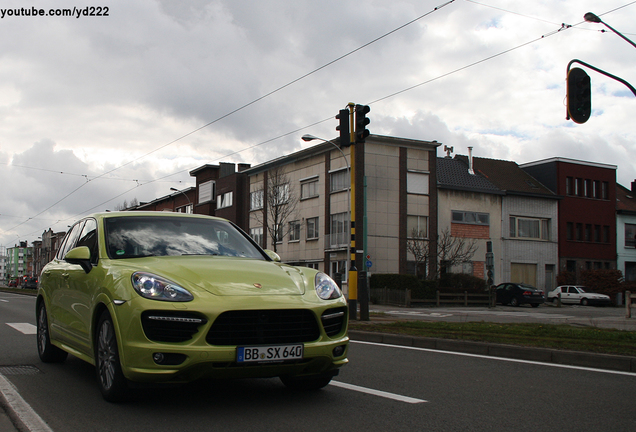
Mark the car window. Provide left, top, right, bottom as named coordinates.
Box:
left=568, top=287, right=578, bottom=294
left=76, top=218, right=98, bottom=264
left=578, top=287, right=587, bottom=293
left=57, top=221, right=85, bottom=260
left=104, top=216, right=265, bottom=260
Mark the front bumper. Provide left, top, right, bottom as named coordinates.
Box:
left=112, top=297, right=349, bottom=383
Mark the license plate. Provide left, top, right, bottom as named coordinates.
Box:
left=237, top=344, right=303, bottom=363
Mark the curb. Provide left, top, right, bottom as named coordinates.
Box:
left=349, top=330, right=636, bottom=373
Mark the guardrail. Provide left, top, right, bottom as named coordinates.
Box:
left=626, top=291, right=636, bottom=318
left=370, top=288, right=494, bottom=308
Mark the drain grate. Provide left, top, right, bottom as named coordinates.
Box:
left=0, top=365, right=41, bottom=376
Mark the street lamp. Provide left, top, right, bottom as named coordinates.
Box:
left=170, top=187, right=192, bottom=212
left=301, top=134, right=353, bottom=304
left=584, top=12, right=636, bottom=49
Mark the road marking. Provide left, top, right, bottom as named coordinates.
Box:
left=0, top=374, right=54, bottom=432
left=0, top=299, right=8, bottom=302
left=7, top=323, right=37, bottom=335
left=330, top=380, right=427, bottom=404
left=352, top=340, right=636, bottom=377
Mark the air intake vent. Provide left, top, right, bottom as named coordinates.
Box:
left=141, top=311, right=208, bottom=343
left=321, top=307, right=347, bottom=337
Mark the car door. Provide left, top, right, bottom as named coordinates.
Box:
left=569, top=286, right=583, bottom=303
left=61, top=218, right=99, bottom=357
left=43, top=221, right=85, bottom=342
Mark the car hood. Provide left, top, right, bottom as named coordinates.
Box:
left=587, top=293, right=609, bottom=299
left=121, top=256, right=308, bottom=296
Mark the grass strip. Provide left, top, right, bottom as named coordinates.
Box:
left=349, top=320, right=636, bottom=357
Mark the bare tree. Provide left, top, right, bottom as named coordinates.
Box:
left=253, top=166, right=299, bottom=253
left=407, top=227, right=478, bottom=279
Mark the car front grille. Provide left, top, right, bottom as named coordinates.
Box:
left=320, top=307, right=347, bottom=337
left=141, top=311, right=208, bottom=343
left=206, top=309, right=321, bottom=346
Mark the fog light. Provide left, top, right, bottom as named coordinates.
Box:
left=332, top=345, right=345, bottom=357
left=153, top=353, right=165, bottom=363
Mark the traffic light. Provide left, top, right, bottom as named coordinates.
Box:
left=567, top=67, right=591, bottom=124
left=336, top=109, right=350, bottom=147
left=355, top=104, right=370, bottom=144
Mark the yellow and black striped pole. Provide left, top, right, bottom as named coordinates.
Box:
left=347, top=102, right=357, bottom=320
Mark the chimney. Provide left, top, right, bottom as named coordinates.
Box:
left=632, top=179, right=636, bottom=193
left=468, top=147, right=475, bottom=175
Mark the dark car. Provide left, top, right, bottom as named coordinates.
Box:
left=495, top=282, right=545, bottom=307
left=24, top=277, right=38, bottom=289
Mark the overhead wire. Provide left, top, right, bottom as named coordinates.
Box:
left=4, top=1, right=633, bottom=243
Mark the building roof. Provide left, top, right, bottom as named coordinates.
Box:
left=519, top=157, right=617, bottom=171
left=455, top=155, right=557, bottom=198
left=437, top=157, right=502, bottom=194
left=617, top=182, right=636, bottom=215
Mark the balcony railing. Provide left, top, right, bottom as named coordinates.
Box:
left=325, top=232, right=348, bottom=249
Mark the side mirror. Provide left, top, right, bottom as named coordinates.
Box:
left=65, top=246, right=93, bottom=274
left=264, top=249, right=281, bottom=262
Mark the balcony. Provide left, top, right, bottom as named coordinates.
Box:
left=325, top=232, right=349, bottom=249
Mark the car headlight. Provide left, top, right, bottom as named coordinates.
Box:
left=314, top=272, right=342, bottom=300
left=131, top=272, right=193, bottom=302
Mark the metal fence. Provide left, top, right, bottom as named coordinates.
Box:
left=370, top=288, right=494, bottom=308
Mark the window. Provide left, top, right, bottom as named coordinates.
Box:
left=407, top=172, right=429, bottom=194
left=199, top=180, right=215, bottom=204
left=626, top=224, right=636, bottom=248
left=217, top=191, right=233, bottom=209
left=602, top=181, right=609, bottom=200
left=509, top=217, right=549, bottom=240
left=176, top=204, right=193, bottom=214
left=576, top=223, right=583, bottom=241
left=407, top=215, right=428, bottom=238
left=566, top=222, right=573, bottom=240
left=76, top=218, right=98, bottom=264
left=566, top=177, right=573, bottom=195
left=330, top=260, right=347, bottom=283
left=585, top=224, right=592, bottom=242
left=273, top=184, right=290, bottom=206
left=289, top=220, right=301, bottom=242
left=452, top=211, right=489, bottom=225
left=595, top=225, right=601, bottom=243
left=603, top=225, right=610, bottom=243
left=306, top=217, right=319, bottom=240
left=330, top=169, right=349, bottom=192
left=330, top=212, right=348, bottom=247
left=250, top=190, right=263, bottom=210
left=274, top=224, right=283, bottom=243
left=301, top=178, right=319, bottom=199
left=250, top=227, right=263, bottom=247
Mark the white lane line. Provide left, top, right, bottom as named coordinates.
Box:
left=7, top=323, right=37, bottom=335
left=0, top=299, right=8, bottom=303
left=0, top=374, right=54, bottom=432
left=352, top=340, right=636, bottom=377
left=330, top=380, right=427, bottom=404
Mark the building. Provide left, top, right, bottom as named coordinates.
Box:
left=243, top=135, right=440, bottom=292
left=617, top=180, right=636, bottom=282
left=458, top=154, right=559, bottom=291
left=437, top=152, right=503, bottom=282
left=6, top=242, right=33, bottom=283
left=133, top=162, right=251, bottom=230
left=521, top=158, right=617, bottom=282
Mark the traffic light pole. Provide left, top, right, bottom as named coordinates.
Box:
left=347, top=103, right=358, bottom=320
left=567, top=59, right=636, bottom=97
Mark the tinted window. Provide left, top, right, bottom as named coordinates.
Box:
left=104, top=216, right=265, bottom=260
left=76, top=218, right=98, bottom=264
left=57, top=221, right=85, bottom=260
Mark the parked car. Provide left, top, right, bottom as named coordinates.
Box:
left=495, top=282, right=545, bottom=307
left=8, top=280, right=17, bottom=287
left=548, top=286, right=611, bottom=306
left=37, top=212, right=349, bottom=402
left=24, top=277, right=38, bottom=289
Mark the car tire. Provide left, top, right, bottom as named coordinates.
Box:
left=531, top=303, right=540, bottom=308
left=280, top=372, right=335, bottom=391
left=95, top=310, right=129, bottom=402
left=37, top=303, right=68, bottom=363
left=510, top=297, right=519, bottom=307
left=581, top=298, right=589, bottom=306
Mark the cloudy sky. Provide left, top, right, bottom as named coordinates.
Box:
left=1, top=0, right=635, bottom=248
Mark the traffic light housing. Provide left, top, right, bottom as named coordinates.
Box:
left=336, top=109, right=351, bottom=147
left=567, top=67, right=591, bottom=124
left=355, top=104, right=370, bottom=144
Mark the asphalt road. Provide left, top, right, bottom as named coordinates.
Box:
left=2, top=291, right=636, bottom=432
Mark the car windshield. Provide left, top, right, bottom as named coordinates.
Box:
left=104, top=216, right=265, bottom=260
left=577, top=287, right=587, bottom=292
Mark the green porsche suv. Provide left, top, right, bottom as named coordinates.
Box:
left=36, top=212, right=349, bottom=402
